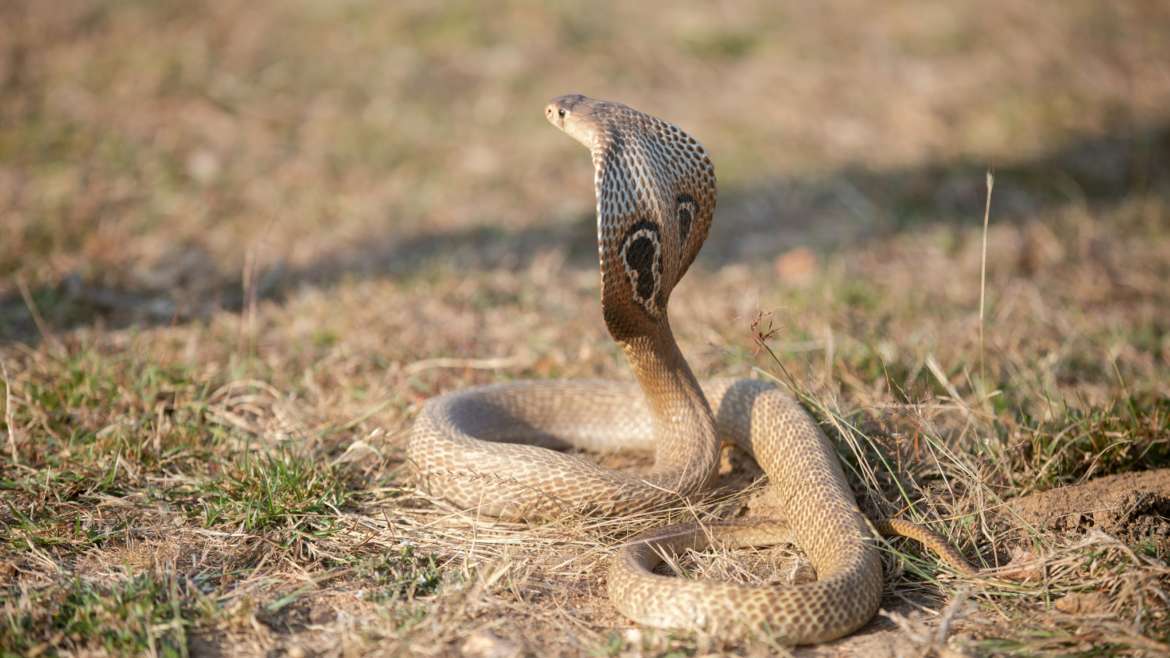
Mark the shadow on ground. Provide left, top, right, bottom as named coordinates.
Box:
left=3, top=119, right=1168, bottom=344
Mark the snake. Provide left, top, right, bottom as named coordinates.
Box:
left=408, top=94, right=974, bottom=644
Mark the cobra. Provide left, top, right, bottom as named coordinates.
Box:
left=408, top=94, right=973, bottom=643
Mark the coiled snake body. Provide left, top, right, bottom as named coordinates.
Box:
left=409, top=95, right=970, bottom=643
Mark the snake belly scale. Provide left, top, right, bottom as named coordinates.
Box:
left=408, top=94, right=970, bottom=643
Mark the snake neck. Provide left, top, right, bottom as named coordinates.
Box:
left=619, top=321, right=721, bottom=495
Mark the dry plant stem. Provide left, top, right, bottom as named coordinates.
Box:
left=16, top=276, right=58, bottom=353
left=239, top=247, right=259, bottom=359
left=979, top=171, right=994, bottom=381
left=2, top=359, right=16, bottom=464
left=404, top=356, right=532, bottom=375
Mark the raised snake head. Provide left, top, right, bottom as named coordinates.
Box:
left=545, top=94, right=717, bottom=341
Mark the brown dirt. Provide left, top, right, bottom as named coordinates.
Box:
left=1006, top=469, right=1170, bottom=544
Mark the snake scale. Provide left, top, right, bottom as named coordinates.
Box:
left=408, top=94, right=973, bottom=643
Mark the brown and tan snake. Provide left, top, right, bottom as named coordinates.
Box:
left=408, top=94, right=973, bottom=643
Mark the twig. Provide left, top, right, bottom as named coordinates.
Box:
left=978, top=171, right=995, bottom=381
left=933, top=586, right=971, bottom=648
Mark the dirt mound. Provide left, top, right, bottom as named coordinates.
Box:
left=1006, top=469, right=1170, bottom=544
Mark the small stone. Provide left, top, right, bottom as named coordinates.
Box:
left=1054, top=591, right=1107, bottom=614
left=186, top=148, right=221, bottom=185
left=461, top=630, right=522, bottom=658
left=997, top=546, right=1042, bottom=582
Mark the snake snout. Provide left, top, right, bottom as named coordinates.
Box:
left=546, top=94, right=601, bottom=151
left=545, top=94, right=584, bottom=127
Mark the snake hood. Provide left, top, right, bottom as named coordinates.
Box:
left=546, top=94, right=717, bottom=340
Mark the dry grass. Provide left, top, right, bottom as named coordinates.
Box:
left=3, top=1, right=1170, bottom=656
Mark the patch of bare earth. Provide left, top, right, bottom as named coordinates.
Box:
left=1007, top=469, right=1170, bottom=545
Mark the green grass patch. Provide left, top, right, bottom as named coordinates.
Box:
left=1, top=574, right=194, bottom=658
left=197, top=451, right=350, bottom=533
left=6, top=349, right=227, bottom=473
left=351, top=543, right=443, bottom=603
left=1007, top=395, right=1170, bottom=491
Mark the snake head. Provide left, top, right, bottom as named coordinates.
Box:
left=547, top=94, right=716, bottom=341
left=545, top=94, right=602, bottom=150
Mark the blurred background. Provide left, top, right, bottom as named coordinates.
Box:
left=2, top=0, right=1168, bottom=340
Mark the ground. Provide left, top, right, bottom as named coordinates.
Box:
left=2, top=1, right=1169, bottom=656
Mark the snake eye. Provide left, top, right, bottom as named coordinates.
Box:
left=558, top=108, right=566, bottom=118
